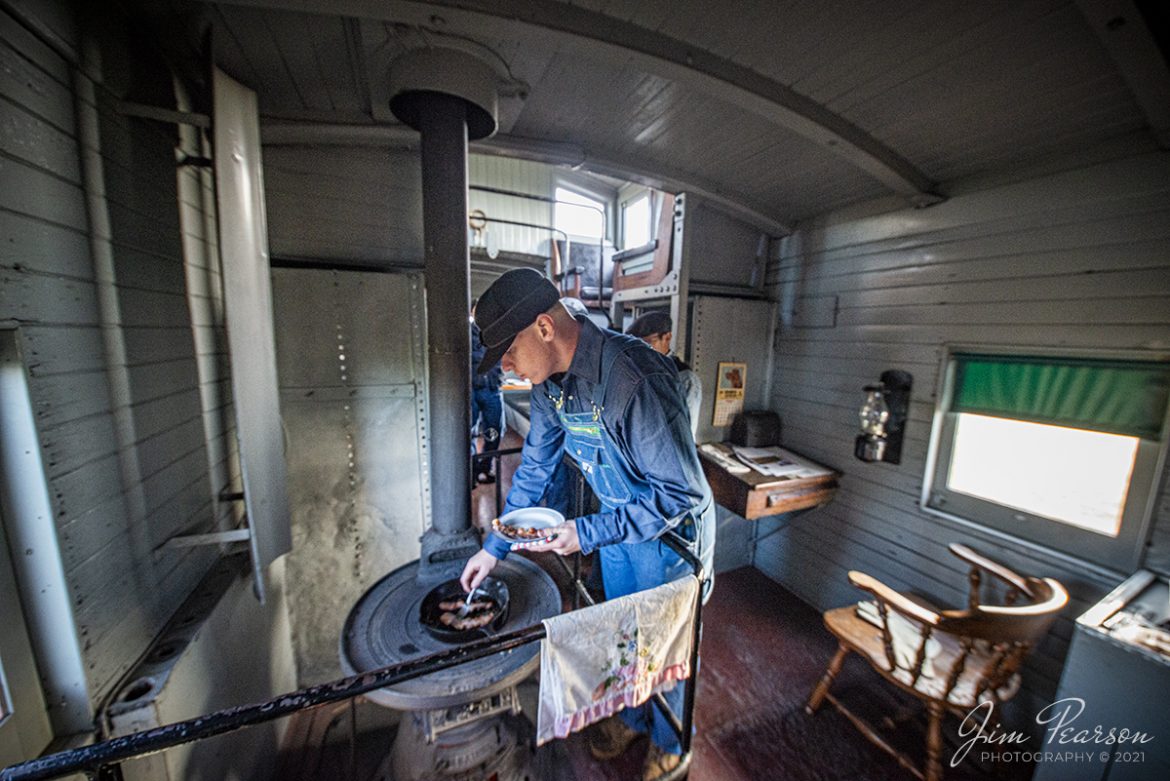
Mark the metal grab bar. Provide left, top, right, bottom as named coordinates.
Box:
left=3, top=531, right=706, bottom=781
left=0, top=625, right=547, bottom=781
left=471, top=443, right=522, bottom=509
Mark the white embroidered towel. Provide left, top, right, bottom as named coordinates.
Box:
left=536, top=575, right=699, bottom=745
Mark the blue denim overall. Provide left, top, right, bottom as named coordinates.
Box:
left=552, top=391, right=692, bottom=755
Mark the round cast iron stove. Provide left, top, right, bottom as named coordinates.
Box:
left=341, top=556, right=560, bottom=709
left=341, top=556, right=560, bottom=781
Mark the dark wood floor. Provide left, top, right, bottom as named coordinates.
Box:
left=274, top=563, right=1029, bottom=781
left=273, top=432, right=1023, bottom=780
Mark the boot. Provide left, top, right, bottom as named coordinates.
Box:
left=642, top=743, right=684, bottom=781
left=588, top=716, right=642, bottom=760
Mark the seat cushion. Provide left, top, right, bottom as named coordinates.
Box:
left=857, top=600, right=942, bottom=678
left=824, top=605, right=1020, bottom=708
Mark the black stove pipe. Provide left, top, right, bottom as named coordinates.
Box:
left=416, top=93, right=472, bottom=537
left=388, top=49, right=499, bottom=573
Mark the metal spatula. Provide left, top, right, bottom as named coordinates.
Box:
left=457, top=588, right=481, bottom=618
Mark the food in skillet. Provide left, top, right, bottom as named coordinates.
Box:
left=438, top=601, right=500, bottom=630
left=438, top=599, right=493, bottom=612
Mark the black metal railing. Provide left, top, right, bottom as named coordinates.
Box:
left=3, top=446, right=705, bottom=781
left=476, top=443, right=523, bottom=510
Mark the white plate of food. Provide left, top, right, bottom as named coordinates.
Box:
left=492, top=507, right=564, bottom=546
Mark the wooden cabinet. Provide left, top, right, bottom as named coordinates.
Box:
left=698, top=444, right=839, bottom=520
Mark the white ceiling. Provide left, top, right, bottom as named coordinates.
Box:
left=135, top=0, right=1168, bottom=232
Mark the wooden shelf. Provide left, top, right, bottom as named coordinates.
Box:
left=699, top=444, right=840, bottom=520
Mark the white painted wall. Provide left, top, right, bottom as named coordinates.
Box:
left=0, top=0, right=215, bottom=720
left=0, top=1, right=294, bottom=753
left=762, top=142, right=1170, bottom=717
left=469, top=155, right=556, bottom=256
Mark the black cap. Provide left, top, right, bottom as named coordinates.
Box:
left=474, top=268, right=560, bottom=374
left=627, top=310, right=673, bottom=339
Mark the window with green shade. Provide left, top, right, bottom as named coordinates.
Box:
left=923, top=348, right=1170, bottom=572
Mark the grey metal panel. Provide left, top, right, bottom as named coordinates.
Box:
left=280, top=394, right=429, bottom=683
left=213, top=66, right=292, bottom=594
left=689, top=295, right=776, bottom=445
left=272, top=269, right=422, bottom=389
left=272, top=268, right=430, bottom=684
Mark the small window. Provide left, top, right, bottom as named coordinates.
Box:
left=622, top=193, right=651, bottom=249
left=923, top=349, right=1170, bottom=571
left=555, top=186, right=605, bottom=240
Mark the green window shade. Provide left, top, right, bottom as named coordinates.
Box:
left=952, top=354, right=1170, bottom=440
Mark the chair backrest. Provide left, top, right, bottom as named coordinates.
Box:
left=940, top=543, right=1068, bottom=641
left=848, top=545, right=1068, bottom=703
left=937, top=575, right=1068, bottom=644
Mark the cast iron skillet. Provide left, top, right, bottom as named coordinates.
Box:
left=418, top=576, right=510, bottom=644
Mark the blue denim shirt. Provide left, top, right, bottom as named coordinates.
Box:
left=471, top=322, right=502, bottom=391
left=483, top=319, right=714, bottom=573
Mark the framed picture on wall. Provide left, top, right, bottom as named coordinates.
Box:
left=713, top=361, right=747, bottom=426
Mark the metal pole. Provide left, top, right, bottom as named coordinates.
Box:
left=419, top=94, right=472, bottom=535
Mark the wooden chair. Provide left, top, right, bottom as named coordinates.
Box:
left=805, top=543, right=1068, bottom=781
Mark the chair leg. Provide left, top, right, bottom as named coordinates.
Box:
left=805, top=643, right=849, bottom=715
left=925, top=701, right=944, bottom=781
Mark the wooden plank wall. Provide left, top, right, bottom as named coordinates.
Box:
left=468, top=155, right=555, bottom=256
left=262, top=146, right=563, bottom=299
left=264, top=145, right=424, bottom=267
left=760, top=146, right=1170, bottom=718
left=1, top=2, right=220, bottom=713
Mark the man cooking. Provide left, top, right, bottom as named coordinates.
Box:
left=459, top=268, right=714, bottom=781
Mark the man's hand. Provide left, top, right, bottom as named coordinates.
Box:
left=510, top=520, right=582, bottom=556
left=460, top=548, right=500, bottom=592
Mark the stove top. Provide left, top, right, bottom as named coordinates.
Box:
left=341, top=555, right=561, bottom=709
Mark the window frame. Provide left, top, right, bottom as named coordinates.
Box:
left=921, top=344, right=1170, bottom=573
left=553, top=179, right=611, bottom=243
left=620, top=190, right=653, bottom=250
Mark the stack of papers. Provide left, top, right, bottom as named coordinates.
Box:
left=730, top=446, right=831, bottom=479
left=698, top=443, right=751, bottom=474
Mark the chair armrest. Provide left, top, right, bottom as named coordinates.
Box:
left=948, top=543, right=1034, bottom=598
left=848, top=571, right=941, bottom=627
